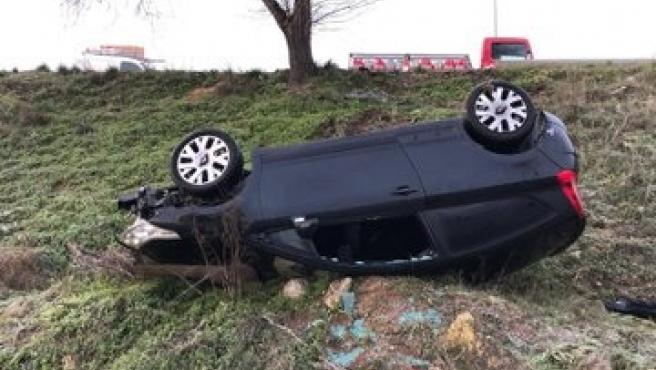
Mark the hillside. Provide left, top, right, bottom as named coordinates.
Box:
left=1, top=66, right=655, bottom=370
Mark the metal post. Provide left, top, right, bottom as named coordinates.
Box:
left=493, top=0, right=498, bottom=36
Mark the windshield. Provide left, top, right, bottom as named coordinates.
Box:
left=492, top=43, right=529, bottom=60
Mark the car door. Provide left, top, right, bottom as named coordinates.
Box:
left=256, top=134, right=425, bottom=225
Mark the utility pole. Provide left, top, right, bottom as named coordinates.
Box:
left=493, top=0, right=498, bottom=36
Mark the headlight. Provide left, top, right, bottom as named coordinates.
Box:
left=120, top=218, right=181, bottom=248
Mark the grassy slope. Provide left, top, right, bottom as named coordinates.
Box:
left=0, top=66, right=655, bottom=369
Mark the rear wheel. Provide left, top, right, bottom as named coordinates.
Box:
left=170, top=129, right=243, bottom=197
left=465, top=81, right=536, bottom=148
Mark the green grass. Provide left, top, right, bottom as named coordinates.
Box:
left=1, top=66, right=656, bottom=369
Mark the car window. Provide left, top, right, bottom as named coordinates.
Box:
left=492, top=43, right=528, bottom=60
left=119, top=61, right=143, bottom=72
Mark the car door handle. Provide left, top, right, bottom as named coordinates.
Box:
left=392, top=185, right=418, bottom=196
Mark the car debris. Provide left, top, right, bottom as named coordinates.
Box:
left=604, top=297, right=656, bottom=319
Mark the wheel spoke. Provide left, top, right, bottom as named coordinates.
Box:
left=194, top=137, right=207, bottom=151
left=476, top=94, right=492, bottom=106
left=180, top=167, right=195, bottom=177
left=510, top=107, right=527, bottom=118
left=210, top=168, right=222, bottom=179
left=209, top=139, right=227, bottom=152
left=488, top=118, right=503, bottom=132
left=475, top=110, right=492, bottom=119
left=507, top=93, right=523, bottom=105
left=188, top=170, right=201, bottom=184
left=212, top=153, right=229, bottom=166
left=177, top=163, right=196, bottom=170
left=493, top=87, right=504, bottom=103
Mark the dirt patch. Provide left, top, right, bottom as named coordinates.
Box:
left=321, top=277, right=447, bottom=369
left=0, top=248, right=49, bottom=291
left=355, top=277, right=411, bottom=334
left=186, top=74, right=265, bottom=103
left=186, top=86, right=216, bottom=103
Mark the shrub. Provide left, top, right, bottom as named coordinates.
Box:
left=57, top=65, right=70, bottom=75
left=35, top=63, right=50, bottom=73
left=322, top=59, right=339, bottom=71
left=0, top=94, right=50, bottom=126
left=105, top=66, right=119, bottom=79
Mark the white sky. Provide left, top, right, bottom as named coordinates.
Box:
left=1, top=0, right=656, bottom=70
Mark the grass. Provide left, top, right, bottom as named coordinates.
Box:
left=1, top=65, right=656, bottom=369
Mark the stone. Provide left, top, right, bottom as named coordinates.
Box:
left=441, top=311, right=479, bottom=354
left=323, top=277, right=353, bottom=310
left=341, top=291, right=356, bottom=315
left=62, top=354, right=77, bottom=370
left=281, top=278, right=308, bottom=299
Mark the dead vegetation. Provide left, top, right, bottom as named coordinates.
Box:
left=0, top=248, right=49, bottom=291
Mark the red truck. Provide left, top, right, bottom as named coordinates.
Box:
left=480, top=37, right=533, bottom=69
left=349, top=37, right=533, bottom=72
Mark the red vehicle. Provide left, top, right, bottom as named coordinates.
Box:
left=480, top=37, right=533, bottom=69
left=349, top=37, right=533, bottom=71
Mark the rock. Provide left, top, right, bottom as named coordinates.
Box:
left=340, top=291, right=356, bottom=315
left=323, top=277, right=353, bottom=310
left=62, top=354, right=77, bottom=370
left=576, top=352, right=611, bottom=370
left=441, top=312, right=479, bottom=354
left=281, top=278, right=308, bottom=299
left=398, top=308, right=442, bottom=328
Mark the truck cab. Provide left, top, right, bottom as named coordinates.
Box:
left=480, top=37, right=533, bottom=69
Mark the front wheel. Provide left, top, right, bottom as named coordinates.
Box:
left=170, top=129, right=243, bottom=197
left=465, top=81, right=537, bottom=148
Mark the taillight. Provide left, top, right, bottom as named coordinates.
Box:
left=556, top=170, right=585, bottom=218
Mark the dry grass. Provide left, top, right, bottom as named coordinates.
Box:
left=67, top=243, right=136, bottom=279
left=0, top=248, right=48, bottom=291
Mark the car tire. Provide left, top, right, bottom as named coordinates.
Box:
left=465, top=81, right=537, bottom=148
left=170, top=129, right=243, bottom=197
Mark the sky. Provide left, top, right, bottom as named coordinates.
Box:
left=1, top=0, right=655, bottom=70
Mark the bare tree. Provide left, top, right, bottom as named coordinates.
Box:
left=261, top=0, right=378, bottom=85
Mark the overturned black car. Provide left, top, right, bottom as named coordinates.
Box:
left=118, top=81, right=585, bottom=280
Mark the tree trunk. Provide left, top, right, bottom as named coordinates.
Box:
left=283, top=0, right=316, bottom=85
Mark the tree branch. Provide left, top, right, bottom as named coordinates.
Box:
left=312, top=0, right=379, bottom=25
left=62, top=0, right=158, bottom=19
left=261, top=0, right=290, bottom=29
